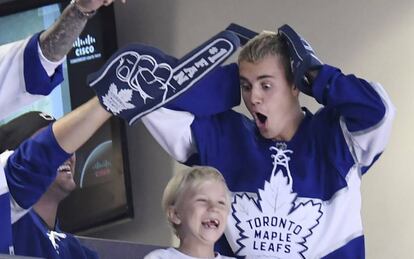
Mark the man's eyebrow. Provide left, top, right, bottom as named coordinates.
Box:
left=257, top=75, right=275, bottom=80
left=239, top=75, right=275, bottom=81
left=239, top=76, right=249, bottom=82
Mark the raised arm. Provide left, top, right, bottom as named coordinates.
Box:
left=142, top=63, right=241, bottom=163
left=0, top=0, right=126, bottom=119
left=4, top=97, right=111, bottom=210
left=312, top=66, right=396, bottom=167
left=278, top=24, right=396, bottom=167
left=39, top=0, right=125, bottom=62
left=142, top=107, right=196, bottom=163
left=53, top=96, right=111, bottom=153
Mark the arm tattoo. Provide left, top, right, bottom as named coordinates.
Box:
left=39, top=4, right=88, bottom=62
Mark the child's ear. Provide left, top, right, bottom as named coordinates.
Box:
left=167, top=206, right=181, bottom=225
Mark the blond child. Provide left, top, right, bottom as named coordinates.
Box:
left=144, top=166, right=235, bottom=259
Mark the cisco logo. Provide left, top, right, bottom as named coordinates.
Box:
left=70, top=34, right=102, bottom=64
left=74, top=34, right=96, bottom=56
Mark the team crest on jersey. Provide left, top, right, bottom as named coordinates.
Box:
left=229, top=145, right=323, bottom=258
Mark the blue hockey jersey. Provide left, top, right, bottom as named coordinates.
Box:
left=0, top=125, right=69, bottom=255
left=13, top=210, right=98, bottom=259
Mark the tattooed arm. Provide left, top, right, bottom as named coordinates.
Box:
left=0, top=0, right=126, bottom=119
left=39, top=0, right=125, bottom=62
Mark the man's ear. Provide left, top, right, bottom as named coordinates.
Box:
left=167, top=206, right=181, bottom=225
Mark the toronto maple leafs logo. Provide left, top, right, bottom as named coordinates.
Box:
left=228, top=145, right=323, bottom=258
left=102, top=83, right=136, bottom=115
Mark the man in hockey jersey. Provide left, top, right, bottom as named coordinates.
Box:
left=0, top=0, right=125, bottom=254
left=0, top=111, right=98, bottom=258
left=140, top=25, right=396, bottom=258
left=0, top=0, right=125, bottom=119
left=0, top=97, right=111, bottom=256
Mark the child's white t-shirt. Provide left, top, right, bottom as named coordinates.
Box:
left=144, top=247, right=235, bottom=259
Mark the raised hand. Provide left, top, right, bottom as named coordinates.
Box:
left=75, top=0, right=126, bottom=14
left=278, top=24, right=323, bottom=96
left=88, top=30, right=240, bottom=125
left=39, top=0, right=126, bottom=61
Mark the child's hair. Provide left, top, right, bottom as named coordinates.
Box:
left=162, top=166, right=231, bottom=233
left=238, top=30, right=294, bottom=85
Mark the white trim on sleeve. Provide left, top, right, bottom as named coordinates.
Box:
left=142, top=107, right=197, bottom=163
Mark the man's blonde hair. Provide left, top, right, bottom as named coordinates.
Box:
left=238, top=31, right=294, bottom=85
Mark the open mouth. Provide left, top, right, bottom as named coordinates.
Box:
left=202, top=219, right=219, bottom=229
left=256, top=112, right=267, bottom=124
left=57, top=164, right=72, bottom=175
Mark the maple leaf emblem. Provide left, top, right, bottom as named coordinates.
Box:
left=102, top=83, right=136, bottom=115
left=230, top=171, right=323, bottom=258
